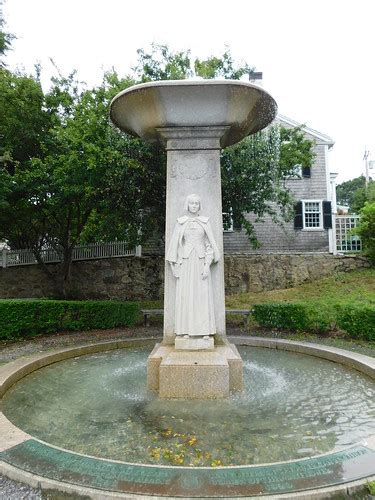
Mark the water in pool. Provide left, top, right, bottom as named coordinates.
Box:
left=2, top=346, right=375, bottom=467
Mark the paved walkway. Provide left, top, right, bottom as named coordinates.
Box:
left=0, top=473, right=41, bottom=499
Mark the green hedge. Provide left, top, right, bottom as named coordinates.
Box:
left=0, top=299, right=139, bottom=340
left=335, top=303, right=375, bottom=341
left=252, top=301, right=374, bottom=341
left=252, top=302, right=330, bottom=334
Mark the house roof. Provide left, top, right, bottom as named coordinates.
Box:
left=276, top=114, right=335, bottom=148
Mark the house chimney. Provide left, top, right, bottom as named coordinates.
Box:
left=249, top=71, right=263, bottom=87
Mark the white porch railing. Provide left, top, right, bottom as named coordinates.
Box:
left=1, top=241, right=140, bottom=268
left=335, top=215, right=362, bottom=253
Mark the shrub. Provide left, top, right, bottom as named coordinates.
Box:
left=354, top=201, right=375, bottom=264
left=252, top=301, right=375, bottom=341
left=335, top=303, right=375, bottom=341
left=252, top=302, right=330, bottom=334
left=367, top=481, right=375, bottom=495
left=0, top=299, right=139, bottom=341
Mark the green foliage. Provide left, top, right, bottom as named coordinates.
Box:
left=279, top=126, right=315, bottom=173
left=133, top=43, right=193, bottom=82
left=0, top=3, right=14, bottom=65
left=336, top=176, right=366, bottom=207
left=222, top=127, right=285, bottom=240
left=367, top=481, right=375, bottom=495
left=0, top=42, right=315, bottom=293
left=194, top=47, right=253, bottom=80
left=0, top=299, right=139, bottom=340
left=252, top=302, right=330, bottom=333
left=351, top=181, right=375, bottom=213
left=354, top=202, right=375, bottom=263
left=335, top=303, right=375, bottom=341
left=0, top=68, right=166, bottom=295
left=226, top=269, right=375, bottom=310
left=133, top=43, right=253, bottom=82
left=336, top=176, right=375, bottom=212
left=0, top=68, right=50, bottom=164
left=221, top=125, right=315, bottom=239
left=252, top=299, right=374, bottom=341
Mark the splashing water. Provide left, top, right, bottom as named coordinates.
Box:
left=3, top=346, right=375, bottom=467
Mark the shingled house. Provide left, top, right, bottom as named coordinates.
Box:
left=223, top=113, right=336, bottom=255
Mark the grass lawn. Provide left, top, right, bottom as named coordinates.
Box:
left=225, top=268, right=375, bottom=308
left=140, top=268, right=375, bottom=311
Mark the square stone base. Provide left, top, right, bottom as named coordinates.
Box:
left=175, top=335, right=214, bottom=351
left=147, top=343, right=243, bottom=399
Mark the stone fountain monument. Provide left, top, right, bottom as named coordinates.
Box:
left=110, top=80, right=277, bottom=399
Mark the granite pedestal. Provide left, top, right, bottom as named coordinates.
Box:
left=147, top=343, right=243, bottom=399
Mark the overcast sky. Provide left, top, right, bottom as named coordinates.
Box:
left=3, top=0, right=375, bottom=183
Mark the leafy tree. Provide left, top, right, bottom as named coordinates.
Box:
left=195, top=47, right=253, bottom=80
left=133, top=43, right=253, bottom=82
left=0, top=43, right=314, bottom=296
left=351, top=181, right=375, bottom=213
left=0, top=1, right=13, bottom=66
left=221, top=126, right=314, bottom=243
left=0, top=68, right=50, bottom=169
left=354, top=202, right=375, bottom=264
left=133, top=43, right=193, bottom=82
left=0, top=69, right=167, bottom=296
left=335, top=176, right=375, bottom=212
left=278, top=126, right=315, bottom=172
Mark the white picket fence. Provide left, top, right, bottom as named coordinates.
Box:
left=1, top=241, right=140, bottom=268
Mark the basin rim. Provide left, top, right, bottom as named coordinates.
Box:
left=109, top=79, right=278, bottom=147
left=1, top=337, right=375, bottom=499
left=110, top=78, right=275, bottom=102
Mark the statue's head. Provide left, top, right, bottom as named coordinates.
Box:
left=184, top=194, right=201, bottom=214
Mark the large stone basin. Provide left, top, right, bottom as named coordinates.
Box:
left=110, top=80, right=277, bottom=147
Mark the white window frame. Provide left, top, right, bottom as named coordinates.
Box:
left=302, top=200, right=323, bottom=231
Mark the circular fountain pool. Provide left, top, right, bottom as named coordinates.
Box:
left=3, top=345, right=375, bottom=468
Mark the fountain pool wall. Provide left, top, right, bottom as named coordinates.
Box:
left=1, top=337, right=375, bottom=499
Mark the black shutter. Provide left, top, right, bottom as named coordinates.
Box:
left=302, top=166, right=311, bottom=178
left=294, top=201, right=303, bottom=229
left=232, top=210, right=242, bottom=230
left=233, top=218, right=242, bottom=231
left=323, top=201, right=332, bottom=229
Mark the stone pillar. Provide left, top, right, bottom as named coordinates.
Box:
left=157, top=126, right=229, bottom=346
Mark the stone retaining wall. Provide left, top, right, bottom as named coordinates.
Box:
left=0, top=254, right=369, bottom=300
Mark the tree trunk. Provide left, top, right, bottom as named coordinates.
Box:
left=33, top=249, right=62, bottom=298
left=60, top=246, right=74, bottom=299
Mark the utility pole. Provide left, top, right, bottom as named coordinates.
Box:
left=363, top=147, right=370, bottom=189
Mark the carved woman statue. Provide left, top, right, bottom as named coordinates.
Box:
left=166, top=194, right=220, bottom=337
